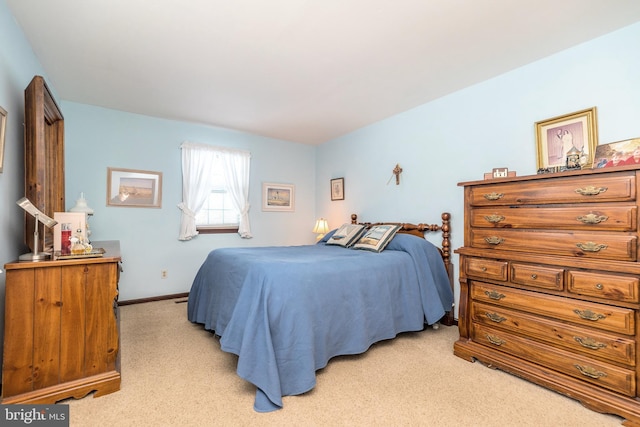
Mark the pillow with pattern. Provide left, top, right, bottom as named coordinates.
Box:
left=326, top=223, right=366, bottom=247
left=352, top=224, right=401, bottom=252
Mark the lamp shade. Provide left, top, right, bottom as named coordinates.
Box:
left=313, top=218, right=329, bottom=234
left=69, top=192, right=94, bottom=215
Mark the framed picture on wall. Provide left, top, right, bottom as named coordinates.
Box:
left=262, top=182, right=295, bottom=212
left=107, top=167, right=162, bottom=208
left=535, top=107, right=598, bottom=171
left=0, top=106, right=6, bottom=173
left=330, top=177, right=344, bottom=201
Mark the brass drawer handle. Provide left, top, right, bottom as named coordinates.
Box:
left=573, top=336, right=607, bottom=350
left=595, top=283, right=604, bottom=290
left=484, top=214, right=505, bottom=224
left=575, top=186, right=608, bottom=196
left=573, top=308, right=606, bottom=321
left=485, top=312, right=507, bottom=323
left=486, top=334, right=506, bottom=346
left=484, top=290, right=506, bottom=300
left=485, top=236, right=504, bottom=245
left=576, top=213, right=609, bottom=224
left=574, top=364, right=607, bottom=379
left=576, top=242, right=608, bottom=252
left=483, top=192, right=504, bottom=201
left=530, top=274, right=537, bottom=280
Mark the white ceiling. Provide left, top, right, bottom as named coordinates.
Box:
left=6, top=1, right=640, bottom=145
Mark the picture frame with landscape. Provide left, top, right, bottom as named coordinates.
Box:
left=107, top=167, right=162, bottom=208
left=535, top=107, right=598, bottom=171
left=262, top=182, right=295, bottom=212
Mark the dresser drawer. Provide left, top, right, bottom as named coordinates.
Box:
left=463, top=257, right=508, bottom=281
left=468, top=172, right=636, bottom=206
left=470, top=205, right=637, bottom=231
left=471, top=301, right=635, bottom=366
left=472, top=323, right=636, bottom=396
left=568, top=270, right=640, bottom=303
left=510, top=262, right=564, bottom=291
left=470, top=228, right=637, bottom=261
left=471, top=282, right=635, bottom=334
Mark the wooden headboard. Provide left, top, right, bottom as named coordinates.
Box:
left=351, top=212, right=454, bottom=326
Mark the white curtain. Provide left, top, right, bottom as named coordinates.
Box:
left=178, top=142, right=252, bottom=240
left=221, top=149, right=252, bottom=238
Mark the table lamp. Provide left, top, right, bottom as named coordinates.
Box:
left=313, top=218, right=329, bottom=241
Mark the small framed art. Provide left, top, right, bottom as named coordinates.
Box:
left=262, top=182, right=295, bottom=212
left=535, top=107, right=598, bottom=170
left=331, top=177, right=344, bottom=201
left=0, top=106, right=6, bottom=173
left=107, top=167, right=162, bottom=208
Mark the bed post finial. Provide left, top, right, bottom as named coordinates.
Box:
left=440, top=212, right=451, bottom=266
left=351, top=214, right=357, bottom=224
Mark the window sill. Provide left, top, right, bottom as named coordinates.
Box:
left=196, top=226, right=239, bottom=234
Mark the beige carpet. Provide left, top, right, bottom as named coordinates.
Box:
left=63, top=299, right=623, bottom=426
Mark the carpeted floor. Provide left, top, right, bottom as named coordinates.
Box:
left=63, top=299, right=623, bottom=426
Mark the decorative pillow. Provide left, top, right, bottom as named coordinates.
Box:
left=326, top=224, right=366, bottom=247
left=318, top=228, right=337, bottom=243
left=352, top=224, right=401, bottom=253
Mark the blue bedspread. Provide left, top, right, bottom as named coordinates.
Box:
left=187, top=233, right=453, bottom=412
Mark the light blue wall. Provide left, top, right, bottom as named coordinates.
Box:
left=62, top=102, right=317, bottom=301
left=316, top=22, right=640, bottom=313
left=0, top=0, right=54, bottom=370
left=1, top=0, right=639, bottom=350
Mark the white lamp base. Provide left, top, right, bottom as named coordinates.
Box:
left=19, top=252, right=51, bottom=262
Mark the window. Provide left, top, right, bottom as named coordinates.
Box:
left=178, top=142, right=252, bottom=240
left=195, top=169, right=240, bottom=232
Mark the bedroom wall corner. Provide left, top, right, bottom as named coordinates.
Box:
left=314, top=21, right=640, bottom=321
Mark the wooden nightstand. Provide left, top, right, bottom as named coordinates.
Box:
left=2, top=241, right=122, bottom=403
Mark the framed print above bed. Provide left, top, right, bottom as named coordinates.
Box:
left=330, top=177, right=344, bottom=201
left=262, top=182, right=295, bottom=212
left=107, top=167, right=162, bottom=208
left=535, top=107, right=598, bottom=171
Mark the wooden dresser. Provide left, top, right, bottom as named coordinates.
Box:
left=2, top=241, right=121, bottom=404
left=454, top=166, right=640, bottom=426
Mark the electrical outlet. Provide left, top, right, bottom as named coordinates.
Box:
left=161, top=270, right=168, bottom=279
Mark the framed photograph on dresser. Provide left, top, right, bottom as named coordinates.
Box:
left=594, top=137, right=640, bottom=168
left=535, top=107, right=598, bottom=170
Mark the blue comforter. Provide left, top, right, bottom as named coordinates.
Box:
left=187, top=233, right=453, bottom=412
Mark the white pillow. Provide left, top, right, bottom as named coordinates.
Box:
left=326, top=224, right=365, bottom=247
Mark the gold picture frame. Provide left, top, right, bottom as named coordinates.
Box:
left=535, top=107, right=598, bottom=171
left=107, top=167, right=162, bottom=208
left=0, top=106, right=7, bottom=173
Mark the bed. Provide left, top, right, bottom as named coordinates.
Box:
left=187, top=213, right=455, bottom=412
